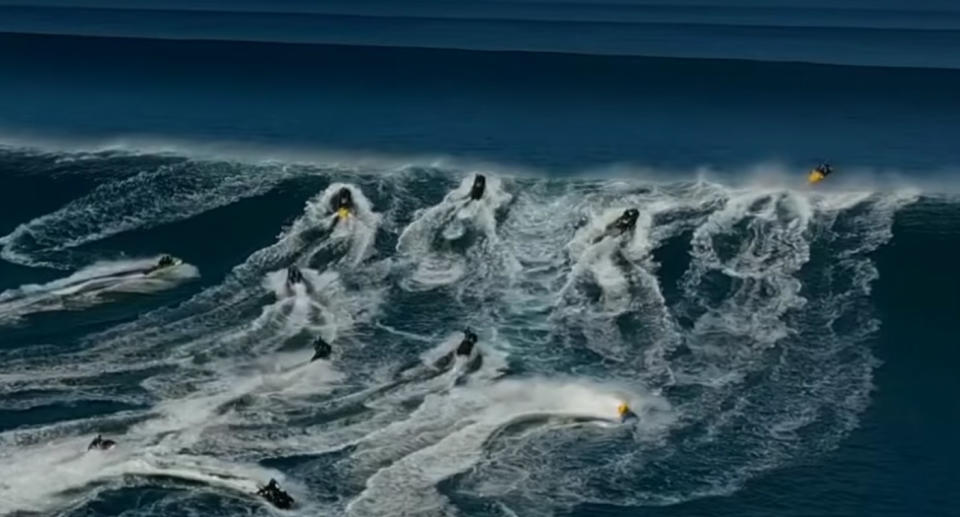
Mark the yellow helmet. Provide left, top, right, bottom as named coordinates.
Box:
left=617, top=402, right=630, bottom=417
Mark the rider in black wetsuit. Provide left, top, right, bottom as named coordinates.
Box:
left=433, top=329, right=482, bottom=371
left=456, top=329, right=478, bottom=356
left=286, top=266, right=304, bottom=286
left=469, top=174, right=486, bottom=201
left=145, top=255, right=177, bottom=274
left=310, top=336, right=332, bottom=361
left=332, top=187, right=353, bottom=213
left=593, top=209, right=639, bottom=243
left=257, top=479, right=295, bottom=509
left=88, top=434, right=116, bottom=450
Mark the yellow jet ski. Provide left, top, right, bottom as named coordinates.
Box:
left=808, top=162, right=833, bottom=184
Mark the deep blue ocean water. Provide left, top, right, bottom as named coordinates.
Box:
left=0, top=2, right=958, bottom=516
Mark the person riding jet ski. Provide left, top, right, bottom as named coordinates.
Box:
left=145, top=255, right=178, bottom=274
left=256, top=479, right=294, bottom=509
left=593, top=208, right=639, bottom=243
left=285, top=265, right=304, bottom=286
left=87, top=434, right=116, bottom=451
left=331, top=187, right=354, bottom=221
left=469, top=174, right=486, bottom=201
left=456, top=329, right=478, bottom=356
left=808, top=162, right=833, bottom=184
left=433, top=329, right=482, bottom=371
left=310, top=335, right=332, bottom=362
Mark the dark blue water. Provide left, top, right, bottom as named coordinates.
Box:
left=0, top=3, right=958, bottom=516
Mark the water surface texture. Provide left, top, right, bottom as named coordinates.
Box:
left=0, top=2, right=957, bottom=516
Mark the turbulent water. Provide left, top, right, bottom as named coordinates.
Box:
left=0, top=145, right=944, bottom=516
left=0, top=2, right=958, bottom=516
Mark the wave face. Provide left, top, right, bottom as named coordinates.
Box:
left=0, top=145, right=957, bottom=516
left=2, top=31, right=960, bottom=175
left=3, top=2, right=960, bottom=68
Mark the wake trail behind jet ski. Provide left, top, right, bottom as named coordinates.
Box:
left=0, top=255, right=198, bottom=324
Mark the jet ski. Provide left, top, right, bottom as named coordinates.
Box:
left=469, top=174, right=486, bottom=201
left=433, top=329, right=482, bottom=372
left=310, top=335, right=333, bottom=362
left=256, top=478, right=295, bottom=509
left=331, top=187, right=354, bottom=221
left=808, top=162, right=833, bottom=184
left=592, top=209, right=639, bottom=244
left=87, top=434, right=116, bottom=451
left=285, top=266, right=305, bottom=286
left=73, top=255, right=182, bottom=286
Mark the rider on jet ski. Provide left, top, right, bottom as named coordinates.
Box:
left=257, top=478, right=295, bottom=509
left=331, top=187, right=354, bottom=223
left=87, top=434, right=116, bottom=451
left=433, top=329, right=482, bottom=371
left=310, top=335, right=333, bottom=361
left=469, top=174, right=486, bottom=201
left=145, top=255, right=177, bottom=274
left=593, top=208, right=639, bottom=243
left=808, top=162, right=834, bottom=183
left=285, top=265, right=305, bottom=286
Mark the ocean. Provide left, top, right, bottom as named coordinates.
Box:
left=0, top=2, right=958, bottom=516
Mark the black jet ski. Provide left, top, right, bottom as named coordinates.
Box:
left=257, top=479, right=294, bottom=509
left=310, top=335, right=333, bottom=361
left=69, top=255, right=181, bottom=287
left=456, top=329, right=478, bottom=356
left=145, top=255, right=179, bottom=273
left=592, top=209, right=639, bottom=244
left=433, top=329, right=482, bottom=372
left=469, top=174, right=486, bottom=201
left=87, top=434, right=116, bottom=451
left=285, top=266, right=304, bottom=286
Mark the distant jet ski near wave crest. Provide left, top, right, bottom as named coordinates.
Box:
left=808, top=162, right=833, bottom=184
left=396, top=173, right=510, bottom=261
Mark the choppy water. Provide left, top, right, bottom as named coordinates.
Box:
left=1, top=2, right=958, bottom=516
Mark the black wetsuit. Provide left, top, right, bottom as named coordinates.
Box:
left=433, top=329, right=481, bottom=371
left=332, top=188, right=353, bottom=213
left=286, top=266, right=304, bottom=285
left=593, top=209, right=639, bottom=243
left=88, top=434, right=116, bottom=450
left=457, top=330, right=478, bottom=356
left=311, top=336, right=332, bottom=361
left=144, top=256, right=176, bottom=274
left=257, top=479, right=295, bottom=509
